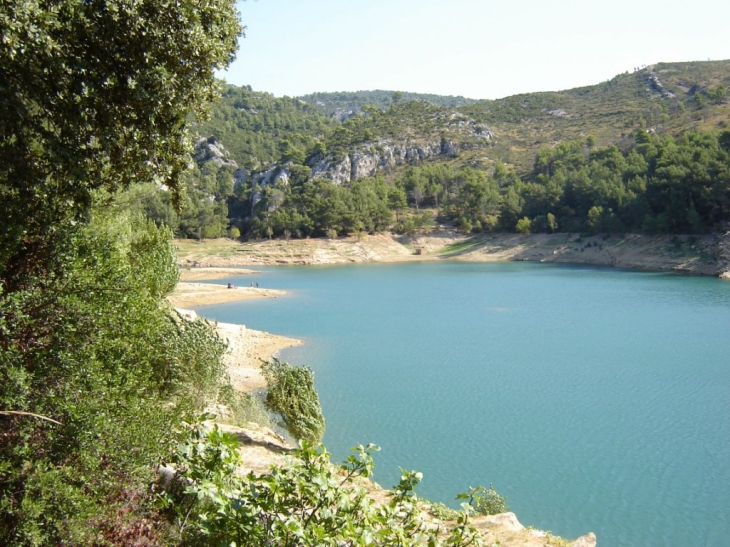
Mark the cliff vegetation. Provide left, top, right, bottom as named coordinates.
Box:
left=124, top=61, right=730, bottom=246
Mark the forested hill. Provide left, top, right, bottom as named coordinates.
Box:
left=193, top=84, right=337, bottom=170
left=134, top=59, right=730, bottom=241
left=204, top=60, right=730, bottom=173
left=297, top=90, right=479, bottom=118
left=462, top=60, right=730, bottom=170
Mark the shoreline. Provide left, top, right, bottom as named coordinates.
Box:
left=215, top=321, right=302, bottom=392
left=179, top=267, right=260, bottom=281
left=170, top=269, right=598, bottom=546
left=175, top=231, right=729, bottom=278
left=169, top=280, right=302, bottom=393
left=174, top=307, right=302, bottom=393
left=167, top=282, right=288, bottom=308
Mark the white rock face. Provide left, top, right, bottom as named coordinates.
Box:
left=311, top=154, right=352, bottom=185
left=243, top=117, right=493, bottom=195
left=307, top=137, right=472, bottom=185
left=249, top=166, right=292, bottom=209
left=194, top=137, right=238, bottom=168
left=252, top=166, right=291, bottom=188
left=480, top=512, right=525, bottom=532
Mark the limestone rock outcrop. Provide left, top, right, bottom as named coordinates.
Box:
left=472, top=511, right=597, bottom=547
left=571, top=531, right=598, bottom=547
left=194, top=136, right=238, bottom=168
left=307, top=134, right=490, bottom=186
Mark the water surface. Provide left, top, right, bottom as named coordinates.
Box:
left=197, top=262, right=730, bottom=547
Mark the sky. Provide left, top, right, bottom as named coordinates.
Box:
left=221, top=0, right=730, bottom=100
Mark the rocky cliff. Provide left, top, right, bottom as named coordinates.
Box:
left=307, top=137, right=455, bottom=185
left=717, top=231, right=730, bottom=278
left=241, top=132, right=490, bottom=197
left=305, top=114, right=493, bottom=185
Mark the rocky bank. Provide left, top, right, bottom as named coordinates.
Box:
left=176, top=230, right=730, bottom=278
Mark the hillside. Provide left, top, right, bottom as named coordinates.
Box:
left=297, top=89, right=479, bottom=119
left=197, top=60, right=729, bottom=175
left=193, top=84, right=336, bottom=170
left=458, top=60, right=730, bottom=170
left=126, top=60, right=730, bottom=243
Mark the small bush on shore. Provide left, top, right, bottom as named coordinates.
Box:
left=262, top=358, right=326, bottom=443
left=461, top=484, right=509, bottom=516
left=160, top=422, right=483, bottom=547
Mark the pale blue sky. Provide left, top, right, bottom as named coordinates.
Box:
left=221, top=0, right=730, bottom=100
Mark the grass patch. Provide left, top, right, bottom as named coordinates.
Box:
left=438, top=237, right=482, bottom=255
left=175, top=237, right=242, bottom=260
left=217, top=385, right=276, bottom=430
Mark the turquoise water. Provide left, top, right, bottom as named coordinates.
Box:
left=197, top=262, right=730, bottom=546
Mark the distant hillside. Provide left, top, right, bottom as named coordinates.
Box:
left=297, top=90, right=479, bottom=119
left=196, top=60, right=730, bottom=175
left=134, top=60, right=730, bottom=242
left=193, top=84, right=336, bottom=170
left=458, top=60, right=730, bottom=170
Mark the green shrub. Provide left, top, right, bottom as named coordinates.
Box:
left=217, top=384, right=276, bottom=429
left=262, top=358, right=326, bottom=443
left=161, top=422, right=483, bottom=547
left=0, top=214, right=227, bottom=545
left=460, top=484, right=509, bottom=516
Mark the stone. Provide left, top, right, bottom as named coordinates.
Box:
left=571, top=531, right=597, bottom=547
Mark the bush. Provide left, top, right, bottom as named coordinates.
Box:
left=262, top=358, right=326, bottom=443
left=161, top=422, right=483, bottom=547
left=460, top=484, right=509, bottom=516
left=516, top=216, right=532, bottom=234
left=0, top=213, right=227, bottom=545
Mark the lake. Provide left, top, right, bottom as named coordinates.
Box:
left=196, top=262, right=730, bottom=547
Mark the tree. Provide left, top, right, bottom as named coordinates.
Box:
left=516, top=217, right=532, bottom=234
left=1, top=0, right=242, bottom=542
left=547, top=212, right=558, bottom=233
left=0, top=0, right=242, bottom=284
left=1, top=213, right=228, bottom=544
left=587, top=205, right=604, bottom=234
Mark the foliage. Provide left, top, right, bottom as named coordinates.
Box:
left=459, top=485, right=509, bottom=516
left=216, top=385, right=276, bottom=430
left=394, top=210, right=436, bottom=236
left=514, top=129, right=730, bottom=234
left=162, top=422, right=483, bottom=547
left=0, top=0, right=242, bottom=282
left=224, top=126, right=730, bottom=241
left=135, top=61, right=730, bottom=242
left=118, top=159, right=237, bottom=240
left=0, top=0, right=240, bottom=541
left=248, top=176, right=394, bottom=239
left=297, top=89, right=479, bottom=117
left=262, top=358, right=326, bottom=444
left=195, top=84, right=336, bottom=169
left=460, top=60, right=730, bottom=171
left=0, top=213, right=228, bottom=545
left=515, top=217, right=532, bottom=234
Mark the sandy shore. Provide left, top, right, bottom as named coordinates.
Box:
left=175, top=308, right=302, bottom=393
left=175, top=231, right=728, bottom=277
left=179, top=267, right=260, bottom=281
left=215, top=321, right=302, bottom=392
left=170, top=278, right=300, bottom=392
left=168, top=282, right=287, bottom=308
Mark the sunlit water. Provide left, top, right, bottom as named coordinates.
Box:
left=196, top=262, right=730, bottom=546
